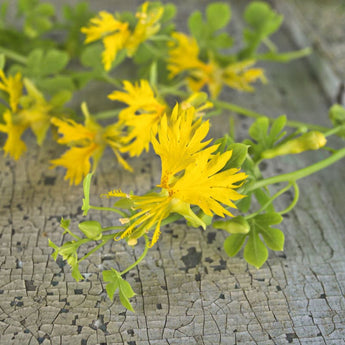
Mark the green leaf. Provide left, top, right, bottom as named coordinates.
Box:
left=206, top=2, right=231, bottom=32
left=48, top=239, right=59, bottom=260
left=253, top=212, right=283, bottom=226
left=249, top=116, right=269, bottom=143
left=18, top=0, right=39, bottom=14
left=213, top=32, right=233, bottom=49
left=226, top=143, right=249, bottom=169
left=249, top=212, right=284, bottom=252
left=260, top=227, right=284, bottom=251
left=224, top=233, right=247, bottom=257
left=39, top=49, right=69, bottom=76
left=246, top=116, right=287, bottom=162
left=161, top=3, right=176, bottom=23
left=188, top=11, right=204, bottom=41
left=244, top=229, right=268, bottom=268
left=38, top=76, right=75, bottom=94
left=82, top=173, right=93, bottom=216
left=50, top=90, right=72, bottom=108
left=102, top=269, right=136, bottom=311
left=269, top=115, right=287, bottom=145
left=103, top=270, right=120, bottom=300
left=240, top=1, right=283, bottom=58
left=25, top=49, right=70, bottom=80
left=60, top=217, right=71, bottom=231
left=80, top=44, right=104, bottom=70
left=35, top=3, right=54, bottom=16
left=187, top=4, right=232, bottom=58
left=244, top=2, right=282, bottom=37
left=236, top=192, right=252, bottom=213
left=70, top=258, right=83, bottom=282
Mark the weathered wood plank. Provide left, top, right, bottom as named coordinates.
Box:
left=1, top=1, right=345, bottom=344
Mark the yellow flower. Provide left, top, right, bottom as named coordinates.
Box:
left=19, top=79, right=52, bottom=145
left=221, top=60, right=267, bottom=93
left=106, top=105, right=246, bottom=247
left=152, top=105, right=212, bottom=187
left=125, top=2, right=164, bottom=56
left=81, top=2, right=164, bottom=71
left=0, top=70, right=22, bottom=112
left=0, top=110, right=27, bottom=160
left=0, top=72, right=54, bottom=159
left=50, top=103, right=132, bottom=185
left=167, top=32, right=266, bottom=98
left=81, top=11, right=130, bottom=71
left=167, top=32, right=206, bottom=78
left=170, top=149, right=247, bottom=217
left=108, top=80, right=166, bottom=156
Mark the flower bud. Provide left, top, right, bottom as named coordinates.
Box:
left=213, top=216, right=250, bottom=234
left=78, top=220, right=103, bottom=241
left=262, top=131, right=327, bottom=159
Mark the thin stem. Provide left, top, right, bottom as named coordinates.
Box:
left=0, top=47, right=27, bottom=64
left=324, top=125, right=345, bottom=137
left=279, top=181, right=300, bottom=215
left=149, top=35, right=171, bottom=41
left=245, top=182, right=292, bottom=220
left=102, top=225, right=125, bottom=232
left=248, top=147, right=345, bottom=192
left=93, top=108, right=121, bottom=120
left=90, top=205, right=127, bottom=217
left=214, top=100, right=330, bottom=132
left=99, top=74, right=122, bottom=88
left=120, top=235, right=150, bottom=275
left=63, top=228, right=81, bottom=241
left=262, top=37, right=277, bottom=53
left=78, top=234, right=114, bottom=263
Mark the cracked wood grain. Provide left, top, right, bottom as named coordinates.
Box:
left=1, top=0, right=345, bottom=344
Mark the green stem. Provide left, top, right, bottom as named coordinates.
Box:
left=102, top=225, right=125, bottom=232
left=93, top=108, right=121, bottom=120
left=99, top=74, right=122, bottom=88
left=0, top=47, right=27, bottom=64
left=90, top=205, right=127, bottom=217
left=262, top=37, right=277, bottom=53
left=78, top=234, right=114, bottom=263
left=64, top=228, right=81, bottom=240
left=245, top=182, right=292, bottom=220
left=149, top=35, right=172, bottom=41
left=278, top=181, right=300, bottom=215
left=214, top=100, right=330, bottom=132
left=120, top=235, right=150, bottom=275
left=248, top=147, right=345, bottom=192
left=324, top=125, right=345, bottom=137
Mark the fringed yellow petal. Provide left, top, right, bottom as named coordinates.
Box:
left=50, top=144, right=98, bottom=185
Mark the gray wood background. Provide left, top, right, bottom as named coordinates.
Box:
left=1, top=0, right=345, bottom=344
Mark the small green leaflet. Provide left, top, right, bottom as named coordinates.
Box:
left=103, top=269, right=136, bottom=312
left=240, top=1, right=283, bottom=59
left=188, top=2, right=232, bottom=58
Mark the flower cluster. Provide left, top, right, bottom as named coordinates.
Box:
left=1, top=0, right=340, bottom=312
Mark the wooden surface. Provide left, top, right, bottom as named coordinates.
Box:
left=1, top=1, right=345, bottom=344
